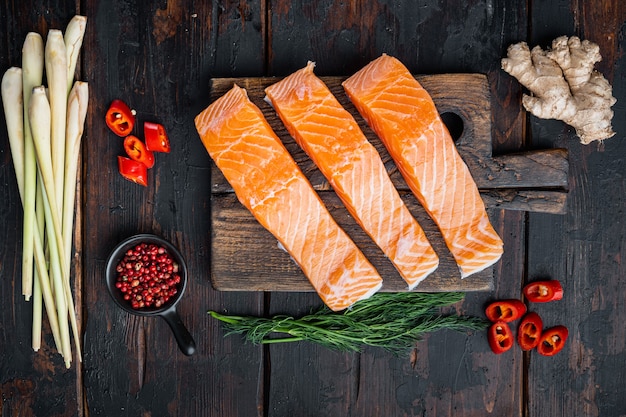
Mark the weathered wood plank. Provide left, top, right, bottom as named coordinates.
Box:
left=208, top=74, right=498, bottom=292
left=4, top=2, right=622, bottom=417
left=525, top=2, right=626, bottom=417
left=207, top=70, right=568, bottom=292
left=212, top=192, right=493, bottom=292
left=79, top=1, right=265, bottom=417
left=209, top=75, right=569, bottom=208
left=264, top=2, right=529, bottom=417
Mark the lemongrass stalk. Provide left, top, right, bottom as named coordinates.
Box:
left=35, top=177, right=62, bottom=353
left=31, top=176, right=47, bottom=350
left=31, top=266, right=43, bottom=350
left=34, top=182, right=47, bottom=291
left=61, top=272, right=82, bottom=362
left=62, top=16, right=88, bottom=362
left=61, top=81, right=87, bottom=362
left=1, top=68, right=25, bottom=197
left=21, top=33, right=44, bottom=300
left=39, top=173, right=71, bottom=368
left=30, top=85, right=71, bottom=367
left=62, top=81, right=87, bottom=271
left=45, top=30, right=68, bottom=227
left=2, top=67, right=61, bottom=352
left=2, top=67, right=41, bottom=349
left=64, top=15, right=87, bottom=94
left=32, top=176, right=47, bottom=352
left=29, top=87, right=68, bottom=280
left=33, top=226, right=63, bottom=353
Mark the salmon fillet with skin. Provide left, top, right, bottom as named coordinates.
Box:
left=195, top=84, right=383, bottom=311
left=342, top=54, right=504, bottom=278
left=265, top=62, right=439, bottom=290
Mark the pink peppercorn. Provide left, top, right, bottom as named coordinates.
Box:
left=115, top=242, right=181, bottom=310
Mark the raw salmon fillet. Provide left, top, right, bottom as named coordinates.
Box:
left=265, top=62, right=439, bottom=289
left=342, top=54, right=503, bottom=278
left=195, top=84, right=383, bottom=310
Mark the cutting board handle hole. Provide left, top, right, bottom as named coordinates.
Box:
left=440, top=112, right=464, bottom=142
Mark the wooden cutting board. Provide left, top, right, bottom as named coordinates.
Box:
left=208, top=74, right=569, bottom=293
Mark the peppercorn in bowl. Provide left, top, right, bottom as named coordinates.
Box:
left=105, top=234, right=196, bottom=355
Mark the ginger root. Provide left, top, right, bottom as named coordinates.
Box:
left=502, top=36, right=617, bottom=145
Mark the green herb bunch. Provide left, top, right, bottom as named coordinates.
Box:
left=209, top=292, right=487, bottom=355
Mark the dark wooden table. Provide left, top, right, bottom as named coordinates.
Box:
left=1, top=1, right=625, bottom=416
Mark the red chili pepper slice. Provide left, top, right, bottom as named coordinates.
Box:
left=106, top=100, right=135, bottom=137
left=488, top=321, right=514, bottom=354
left=123, top=135, right=155, bottom=168
left=118, top=156, right=148, bottom=186
left=517, top=312, right=543, bottom=351
left=537, top=325, right=568, bottom=356
left=485, top=299, right=527, bottom=323
left=144, top=122, right=170, bottom=153
left=523, top=280, right=563, bottom=303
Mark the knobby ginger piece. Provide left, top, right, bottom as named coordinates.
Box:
left=501, top=36, right=617, bottom=144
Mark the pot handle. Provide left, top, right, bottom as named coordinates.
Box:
left=159, top=308, right=196, bottom=356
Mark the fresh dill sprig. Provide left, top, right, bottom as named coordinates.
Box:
left=209, top=292, right=487, bottom=355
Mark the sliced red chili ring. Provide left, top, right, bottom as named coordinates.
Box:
left=517, top=312, right=543, bottom=351
left=144, top=121, right=170, bottom=153
left=485, top=299, right=527, bottom=323
left=118, top=156, right=148, bottom=186
left=488, top=321, right=514, bottom=354
left=106, top=99, right=135, bottom=137
left=123, top=135, right=155, bottom=168
left=523, top=280, right=563, bottom=303
left=537, top=325, right=568, bottom=356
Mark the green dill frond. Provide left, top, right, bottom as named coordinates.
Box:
left=208, top=292, right=487, bottom=356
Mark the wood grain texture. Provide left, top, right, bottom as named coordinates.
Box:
left=212, top=192, right=493, bottom=292
left=265, top=2, right=528, bottom=417
left=209, top=75, right=569, bottom=205
left=208, top=74, right=495, bottom=292
left=525, top=2, right=626, bottom=417
left=208, top=73, right=567, bottom=292
left=0, top=1, right=623, bottom=417
left=79, top=1, right=265, bottom=417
